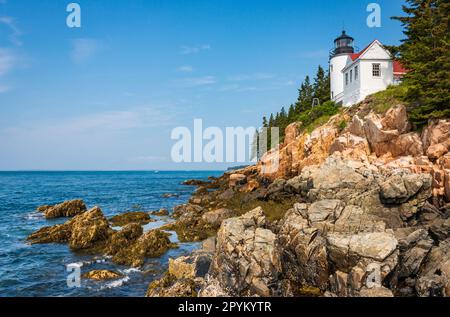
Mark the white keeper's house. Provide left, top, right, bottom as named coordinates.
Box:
left=329, top=31, right=407, bottom=107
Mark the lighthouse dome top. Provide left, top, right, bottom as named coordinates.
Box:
left=332, top=30, right=355, bottom=56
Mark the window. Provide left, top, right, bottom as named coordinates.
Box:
left=330, top=65, right=333, bottom=73
left=355, top=66, right=358, bottom=80
left=345, top=73, right=349, bottom=85
left=331, top=91, right=334, bottom=99
left=350, top=70, right=353, bottom=83
left=372, top=63, right=381, bottom=77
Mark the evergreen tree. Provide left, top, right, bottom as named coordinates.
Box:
left=298, top=76, right=314, bottom=110
left=393, top=0, right=450, bottom=125
left=269, top=113, right=274, bottom=127
left=313, top=65, right=331, bottom=104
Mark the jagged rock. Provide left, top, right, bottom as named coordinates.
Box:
left=164, top=203, right=215, bottom=242
left=329, top=133, right=371, bottom=157
left=106, top=223, right=143, bottom=256
left=82, top=270, right=123, bottom=280
left=421, top=119, right=450, bottom=150
left=346, top=115, right=365, bottom=137
left=201, top=208, right=235, bottom=228
left=68, top=207, right=111, bottom=251
left=307, top=199, right=344, bottom=224
left=27, top=223, right=72, bottom=245
left=146, top=273, right=197, bottom=297
left=283, top=122, right=302, bottom=145
left=112, top=229, right=177, bottom=267
left=278, top=207, right=329, bottom=293
left=415, top=239, right=450, bottom=297
left=38, top=199, right=87, bottom=219
left=168, top=252, right=212, bottom=280
left=206, top=207, right=281, bottom=296
left=229, top=174, right=246, bottom=187
left=327, top=232, right=398, bottom=266
left=109, top=211, right=153, bottom=226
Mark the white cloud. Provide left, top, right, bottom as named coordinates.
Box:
left=180, top=44, right=210, bottom=55
left=0, top=16, right=22, bottom=46
left=177, top=65, right=194, bottom=73
left=174, top=76, right=216, bottom=87
left=70, top=38, right=101, bottom=63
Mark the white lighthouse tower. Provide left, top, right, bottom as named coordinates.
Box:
left=329, top=31, right=355, bottom=105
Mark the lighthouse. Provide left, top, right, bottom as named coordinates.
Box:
left=329, top=31, right=354, bottom=105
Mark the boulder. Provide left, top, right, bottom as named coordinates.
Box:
left=69, top=207, right=111, bottom=250
left=112, top=229, right=177, bottom=267
left=168, top=252, right=212, bottom=280
left=206, top=207, right=281, bottom=296
left=109, top=211, right=153, bottom=226
left=38, top=199, right=87, bottom=219
left=82, top=270, right=123, bottom=280
left=327, top=232, right=398, bottom=264
left=278, top=207, right=329, bottom=293
left=201, top=208, right=235, bottom=228
left=229, top=174, right=246, bottom=187
left=307, top=199, right=344, bottom=224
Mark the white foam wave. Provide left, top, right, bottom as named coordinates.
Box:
left=100, top=276, right=130, bottom=290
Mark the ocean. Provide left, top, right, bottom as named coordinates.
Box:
left=0, top=171, right=222, bottom=297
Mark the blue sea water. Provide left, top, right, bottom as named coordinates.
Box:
left=0, top=171, right=222, bottom=297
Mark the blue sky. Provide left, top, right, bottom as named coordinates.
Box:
left=0, top=0, right=406, bottom=170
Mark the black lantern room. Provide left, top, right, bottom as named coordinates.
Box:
left=332, top=30, right=355, bottom=56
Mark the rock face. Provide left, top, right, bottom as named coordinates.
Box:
left=205, top=208, right=282, bottom=297
left=38, top=199, right=87, bottom=219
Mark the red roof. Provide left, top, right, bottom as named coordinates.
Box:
left=393, top=60, right=407, bottom=74
left=350, top=40, right=377, bottom=61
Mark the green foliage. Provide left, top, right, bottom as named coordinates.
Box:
left=296, top=101, right=340, bottom=133
left=367, top=84, right=408, bottom=113
left=392, top=0, right=450, bottom=126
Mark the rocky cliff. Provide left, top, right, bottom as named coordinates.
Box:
left=149, top=100, right=450, bottom=297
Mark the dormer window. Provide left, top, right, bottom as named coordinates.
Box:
left=372, top=63, right=381, bottom=77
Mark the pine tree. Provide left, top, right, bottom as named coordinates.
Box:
left=313, top=65, right=331, bottom=104
left=393, top=0, right=450, bottom=125
left=262, top=116, right=268, bottom=128
left=299, top=76, right=314, bottom=110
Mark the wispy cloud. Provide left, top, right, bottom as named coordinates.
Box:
left=179, top=44, right=210, bottom=55
left=2, top=106, right=177, bottom=142
left=174, top=76, right=216, bottom=87
left=70, top=38, right=101, bottom=63
left=0, top=16, right=22, bottom=46
left=177, top=65, right=194, bottom=73
left=227, top=72, right=275, bottom=81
